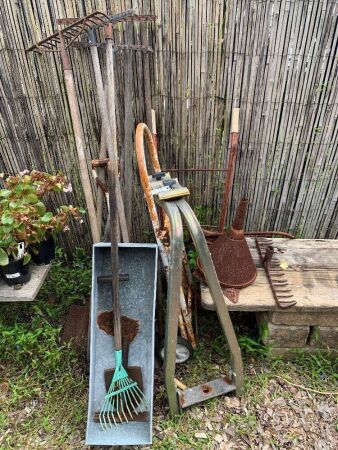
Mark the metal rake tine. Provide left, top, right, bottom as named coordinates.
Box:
left=115, top=393, right=123, bottom=423
left=121, top=402, right=129, bottom=423
left=121, top=385, right=133, bottom=419
left=119, top=379, right=130, bottom=422
left=100, top=398, right=110, bottom=430
left=108, top=397, right=116, bottom=427
left=124, top=382, right=139, bottom=413
left=128, top=385, right=142, bottom=414
left=99, top=408, right=106, bottom=430
left=278, top=301, right=297, bottom=309
left=134, top=384, right=148, bottom=411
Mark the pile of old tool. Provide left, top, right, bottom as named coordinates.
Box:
left=135, top=123, right=244, bottom=415
left=256, top=238, right=297, bottom=309
left=27, top=8, right=158, bottom=447
left=26, top=7, right=297, bottom=448
left=196, top=108, right=296, bottom=307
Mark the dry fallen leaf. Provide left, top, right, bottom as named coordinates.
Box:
left=279, top=260, right=289, bottom=269
left=195, top=432, right=208, bottom=439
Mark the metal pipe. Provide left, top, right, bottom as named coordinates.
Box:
left=58, top=32, right=100, bottom=243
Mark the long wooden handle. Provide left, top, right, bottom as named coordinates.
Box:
left=107, top=160, right=122, bottom=351
left=218, top=108, right=240, bottom=232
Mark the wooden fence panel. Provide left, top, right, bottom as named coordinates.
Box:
left=0, top=0, right=337, bottom=253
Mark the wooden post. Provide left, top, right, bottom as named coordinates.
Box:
left=218, top=108, right=240, bottom=233
left=58, top=32, right=100, bottom=243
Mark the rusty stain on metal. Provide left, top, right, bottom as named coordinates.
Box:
left=97, top=310, right=139, bottom=342
left=201, top=384, right=212, bottom=394
left=255, top=238, right=297, bottom=309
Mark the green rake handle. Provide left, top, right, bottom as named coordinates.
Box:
left=107, top=160, right=122, bottom=351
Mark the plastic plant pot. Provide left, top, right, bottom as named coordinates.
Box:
left=30, top=236, right=55, bottom=265
left=1, top=257, right=31, bottom=286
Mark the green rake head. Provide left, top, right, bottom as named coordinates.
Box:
left=99, top=350, right=147, bottom=429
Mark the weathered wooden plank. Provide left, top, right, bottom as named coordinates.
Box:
left=0, top=265, right=50, bottom=302
left=201, top=238, right=338, bottom=312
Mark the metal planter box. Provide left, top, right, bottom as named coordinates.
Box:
left=86, top=243, right=158, bottom=446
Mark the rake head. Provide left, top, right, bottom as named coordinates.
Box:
left=99, top=357, right=147, bottom=429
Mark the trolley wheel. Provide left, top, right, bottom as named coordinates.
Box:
left=160, top=336, right=194, bottom=364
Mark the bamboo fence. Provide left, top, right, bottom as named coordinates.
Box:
left=0, top=0, right=337, bottom=252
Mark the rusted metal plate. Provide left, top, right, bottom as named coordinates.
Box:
left=61, top=304, right=89, bottom=351
left=178, top=377, right=236, bottom=409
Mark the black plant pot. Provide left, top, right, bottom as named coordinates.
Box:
left=30, top=236, right=55, bottom=265
left=1, top=258, right=31, bottom=286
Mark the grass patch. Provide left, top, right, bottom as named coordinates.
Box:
left=0, top=254, right=337, bottom=449
left=0, top=248, right=90, bottom=450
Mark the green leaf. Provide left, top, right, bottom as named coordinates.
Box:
left=1, top=225, right=14, bottom=234
left=0, top=189, right=11, bottom=198
left=23, top=253, right=31, bottom=265
left=25, top=193, right=39, bottom=204
left=0, top=248, right=9, bottom=266
left=35, top=201, right=46, bottom=215
left=78, top=207, right=86, bottom=214
left=41, top=212, right=53, bottom=223
left=1, top=213, right=14, bottom=225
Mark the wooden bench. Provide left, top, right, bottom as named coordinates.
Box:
left=0, top=264, right=50, bottom=302
left=201, top=239, right=338, bottom=357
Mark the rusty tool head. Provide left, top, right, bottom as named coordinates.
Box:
left=198, top=198, right=257, bottom=292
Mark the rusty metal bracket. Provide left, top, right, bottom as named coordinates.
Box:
left=256, top=238, right=297, bottom=309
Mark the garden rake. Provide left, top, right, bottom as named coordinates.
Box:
left=99, top=160, right=147, bottom=429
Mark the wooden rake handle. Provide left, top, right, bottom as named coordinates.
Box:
left=107, top=159, right=122, bottom=351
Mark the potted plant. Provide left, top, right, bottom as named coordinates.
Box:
left=0, top=170, right=84, bottom=284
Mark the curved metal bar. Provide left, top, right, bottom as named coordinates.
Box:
left=176, top=198, right=244, bottom=395
left=158, top=200, right=184, bottom=415
left=135, top=123, right=196, bottom=346
left=135, top=123, right=170, bottom=271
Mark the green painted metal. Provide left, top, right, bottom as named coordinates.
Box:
left=158, top=197, right=244, bottom=415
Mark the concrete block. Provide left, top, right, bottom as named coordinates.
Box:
left=309, top=326, right=338, bottom=349
left=268, top=311, right=338, bottom=327
left=256, top=312, right=310, bottom=348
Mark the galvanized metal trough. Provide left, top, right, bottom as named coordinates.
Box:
left=86, top=243, right=158, bottom=446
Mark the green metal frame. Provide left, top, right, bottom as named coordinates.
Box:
left=158, top=198, right=244, bottom=415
